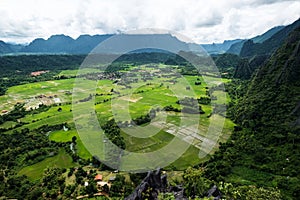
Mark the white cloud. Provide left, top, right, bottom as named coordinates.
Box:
left=0, top=0, right=299, bottom=44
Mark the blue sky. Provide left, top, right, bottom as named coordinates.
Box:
left=0, top=0, right=299, bottom=44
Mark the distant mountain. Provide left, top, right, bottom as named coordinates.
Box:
left=17, top=33, right=200, bottom=54
left=0, top=41, right=24, bottom=54
left=70, top=34, right=113, bottom=54
left=22, top=35, right=74, bottom=53
left=0, top=19, right=298, bottom=56
left=0, top=41, right=13, bottom=54
left=21, top=34, right=113, bottom=54
left=227, top=26, right=284, bottom=55
left=251, top=26, right=285, bottom=43
left=240, top=18, right=300, bottom=57
left=201, top=39, right=243, bottom=54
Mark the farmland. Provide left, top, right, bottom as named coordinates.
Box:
left=18, top=149, right=77, bottom=181
left=0, top=64, right=234, bottom=171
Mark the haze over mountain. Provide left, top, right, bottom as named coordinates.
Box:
left=226, top=26, right=285, bottom=55
left=21, top=34, right=113, bottom=54
left=0, top=18, right=299, bottom=58
left=201, top=39, right=243, bottom=55
left=230, top=18, right=300, bottom=79
left=0, top=34, right=202, bottom=55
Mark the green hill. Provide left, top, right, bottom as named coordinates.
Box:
left=205, top=26, right=300, bottom=199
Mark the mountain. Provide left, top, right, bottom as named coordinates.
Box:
left=20, top=34, right=113, bottom=54
left=0, top=41, right=24, bottom=54
left=201, top=39, right=243, bottom=54
left=227, top=26, right=284, bottom=55
left=22, top=35, right=74, bottom=53
left=240, top=18, right=300, bottom=57
left=0, top=41, right=13, bottom=54
left=70, top=34, right=113, bottom=54
left=232, top=19, right=300, bottom=79
left=19, top=34, right=199, bottom=54
left=252, top=26, right=285, bottom=43
left=233, top=54, right=269, bottom=79
left=212, top=53, right=242, bottom=77
left=0, top=19, right=297, bottom=56
left=206, top=26, right=300, bottom=199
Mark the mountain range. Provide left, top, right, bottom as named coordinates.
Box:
left=0, top=34, right=199, bottom=55
left=0, top=18, right=299, bottom=56
left=226, top=26, right=285, bottom=55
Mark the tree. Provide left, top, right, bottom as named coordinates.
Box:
left=72, top=136, right=77, bottom=143
left=102, top=184, right=110, bottom=194
left=183, top=167, right=212, bottom=198
left=86, top=183, right=97, bottom=196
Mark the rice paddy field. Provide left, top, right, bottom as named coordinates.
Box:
left=0, top=64, right=235, bottom=172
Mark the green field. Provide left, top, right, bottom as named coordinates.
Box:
left=58, top=68, right=102, bottom=77
left=18, top=149, right=78, bottom=181
left=1, top=65, right=235, bottom=169
left=49, top=129, right=92, bottom=159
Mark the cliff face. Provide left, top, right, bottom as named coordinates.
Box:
left=125, top=169, right=184, bottom=200
left=233, top=55, right=269, bottom=79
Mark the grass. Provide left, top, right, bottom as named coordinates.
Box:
left=18, top=149, right=78, bottom=181
left=121, top=129, right=174, bottom=152
left=49, top=129, right=92, bottom=160
left=212, top=90, right=231, bottom=104
left=0, top=120, right=17, bottom=129
left=58, top=68, right=102, bottom=77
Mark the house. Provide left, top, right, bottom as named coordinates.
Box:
left=30, top=70, right=49, bottom=76
left=94, top=174, right=103, bottom=181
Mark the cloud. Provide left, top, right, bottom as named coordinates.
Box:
left=0, top=0, right=299, bottom=44
left=248, top=0, right=295, bottom=6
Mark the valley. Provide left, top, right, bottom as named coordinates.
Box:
left=0, top=16, right=299, bottom=200
left=0, top=64, right=234, bottom=170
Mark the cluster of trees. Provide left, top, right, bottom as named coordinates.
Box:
left=102, top=119, right=126, bottom=150
left=0, top=125, right=70, bottom=199
left=0, top=103, right=26, bottom=125
left=181, top=167, right=282, bottom=200
left=197, top=97, right=211, bottom=105
left=102, top=119, right=126, bottom=169
left=163, top=105, right=181, bottom=112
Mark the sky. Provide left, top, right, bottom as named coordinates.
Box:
left=0, top=0, right=299, bottom=44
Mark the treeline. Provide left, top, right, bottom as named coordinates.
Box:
left=181, top=167, right=282, bottom=200
left=0, top=54, right=85, bottom=95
